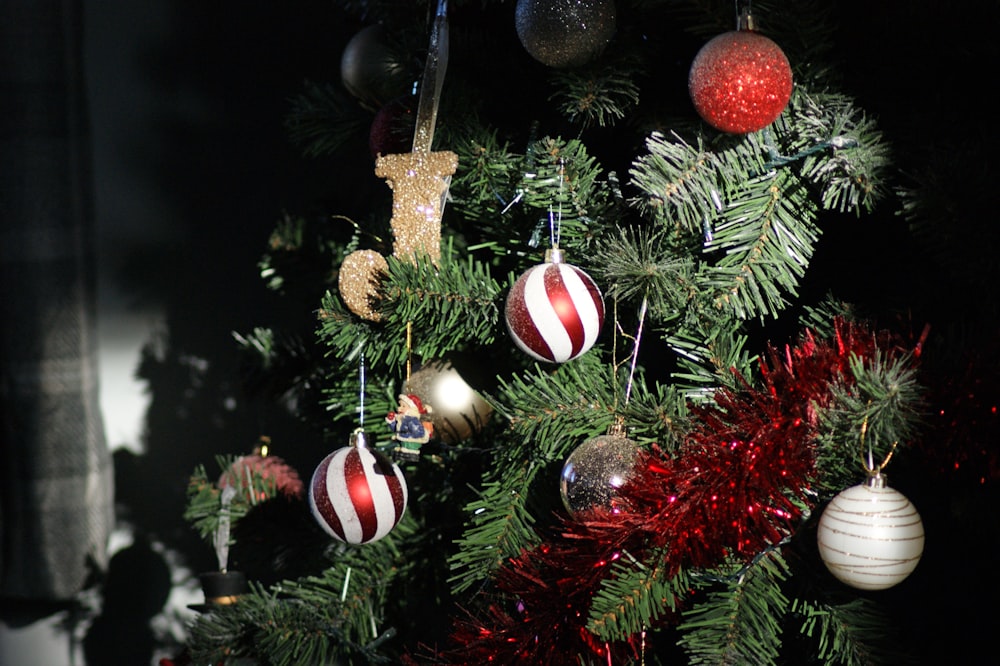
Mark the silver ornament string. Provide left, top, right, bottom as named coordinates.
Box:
left=359, top=352, right=366, bottom=430
left=612, top=292, right=648, bottom=411
left=549, top=158, right=566, bottom=251
left=623, top=294, right=648, bottom=408
left=340, top=565, right=353, bottom=602
left=412, top=0, right=449, bottom=154
left=735, top=1, right=755, bottom=30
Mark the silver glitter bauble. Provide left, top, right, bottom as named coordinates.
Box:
left=515, top=0, right=617, bottom=68
left=559, top=431, right=639, bottom=517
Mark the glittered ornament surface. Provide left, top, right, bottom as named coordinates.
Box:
left=505, top=257, right=604, bottom=363
left=515, top=0, right=617, bottom=68
left=375, top=151, right=458, bottom=262
left=560, top=432, right=640, bottom=516
left=370, top=95, right=416, bottom=159
left=218, top=453, right=304, bottom=503
left=309, top=431, right=408, bottom=545
left=817, top=475, right=924, bottom=590
left=688, top=29, right=792, bottom=133
left=338, top=249, right=388, bottom=320
left=337, top=152, right=457, bottom=320
left=340, top=25, right=411, bottom=108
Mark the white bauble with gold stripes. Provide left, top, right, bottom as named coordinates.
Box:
left=817, top=474, right=924, bottom=591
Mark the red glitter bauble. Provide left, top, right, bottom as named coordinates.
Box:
left=218, top=452, right=304, bottom=503
left=308, top=431, right=408, bottom=545
left=688, top=28, right=793, bottom=134
left=369, top=95, right=415, bottom=159
left=504, top=252, right=604, bottom=364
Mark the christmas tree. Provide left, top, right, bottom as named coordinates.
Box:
left=163, top=1, right=996, bottom=664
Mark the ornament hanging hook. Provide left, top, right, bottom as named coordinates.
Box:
left=735, top=1, right=756, bottom=30
left=545, top=158, right=566, bottom=264
left=858, top=409, right=899, bottom=479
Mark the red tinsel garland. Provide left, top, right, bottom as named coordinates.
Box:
left=419, top=319, right=907, bottom=664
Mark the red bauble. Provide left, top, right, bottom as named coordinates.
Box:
left=218, top=451, right=304, bottom=503
left=688, top=28, right=792, bottom=134
left=369, top=95, right=416, bottom=159
left=308, top=430, right=408, bottom=545
left=504, top=250, right=604, bottom=363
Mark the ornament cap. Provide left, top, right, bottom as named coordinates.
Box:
left=545, top=247, right=565, bottom=264
left=865, top=471, right=888, bottom=489
left=606, top=420, right=627, bottom=438
left=350, top=428, right=371, bottom=450
left=737, top=9, right=757, bottom=31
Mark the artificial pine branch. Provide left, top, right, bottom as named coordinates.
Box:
left=448, top=357, right=623, bottom=593
left=185, top=582, right=396, bottom=665
left=549, top=56, right=643, bottom=128
left=792, top=597, right=912, bottom=666
left=491, top=354, right=620, bottom=447
left=812, top=348, right=924, bottom=494
left=448, top=129, right=523, bottom=226
left=586, top=551, right=691, bottom=641
left=593, top=225, right=697, bottom=310
left=776, top=89, right=891, bottom=214
left=378, top=253, right=502, bottom=352
left=629, top=131, right=724, bottom=234
left=285, top=80, right=372, bottom=158
left=702, top=167, right=819, bottom=319
left=446, top=470, right=542, bottom=594
left=677, top=551, right=791, bottom=665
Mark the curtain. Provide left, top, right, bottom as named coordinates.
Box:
left=0, top=0, right=114, bottom=601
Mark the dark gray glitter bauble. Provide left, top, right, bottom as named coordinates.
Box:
left=340, top=25, right=411, bottom=107
left=515, top=0, right=617, bottom=68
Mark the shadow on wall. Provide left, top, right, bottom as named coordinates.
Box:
left=94, top=0, right=353, bottom=545
left=82, top=537, right=172, bottom=665
left=78, top=1, right=372, bottom=662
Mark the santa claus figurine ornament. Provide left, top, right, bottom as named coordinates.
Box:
left=386, top=393, right=435, bottom=462
left=688, top=9, right=793, bottom=134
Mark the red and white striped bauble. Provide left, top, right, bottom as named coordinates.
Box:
left=817, top=473, right=924, bottom=590
left=504, top=248, right=604, bottom=363
left=309, top=430, right=408, bottom=545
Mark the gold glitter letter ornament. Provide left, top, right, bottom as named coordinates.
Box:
left=337, top=1, right=458, bottom=321
left=375, top=150, right=458, bottom=262
left=338, top=250, right=389, bottom=321
left=337, top=151, right=457, bottom=320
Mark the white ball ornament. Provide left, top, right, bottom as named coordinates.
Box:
left=505, top=248, right=605, bottom=363
left=817, top=473, right=924, bottom=591
left=309, top=429, right=408, bottom=545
